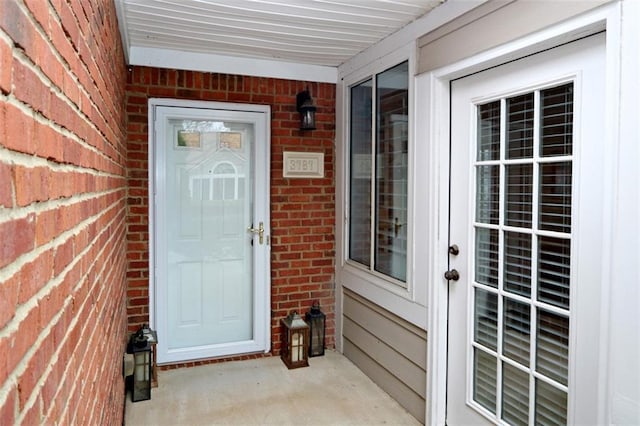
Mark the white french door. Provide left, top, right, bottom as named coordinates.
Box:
left=152, top=101, right=270, bottom=364
left=447, top=34, right=605, bottom=424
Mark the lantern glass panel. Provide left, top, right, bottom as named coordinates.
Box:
left=292, top=331, right=304, bottom=362
left=310, top=319, right=324, bottom=356
left=131, top=344, right=152, bottom=402
left=306, top=304, right=326, bottom=357
left=301, top=109, right=316, bottom=130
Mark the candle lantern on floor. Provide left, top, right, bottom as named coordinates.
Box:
left=281, top=311, right=309, bottom=369
left=306, top=302, right=326, bottom=357
left=128, top=329, right=152, bottom=402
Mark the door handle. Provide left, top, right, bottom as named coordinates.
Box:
left=444, top=269, right=460, bottom=281
left=247, top=222, right=264, bottom=244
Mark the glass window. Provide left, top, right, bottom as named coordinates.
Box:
left=349, top=79, right=373, bottom=267
left=471, top=82, right=574, bottom=423
left=348, top=61, right=409, bottom=283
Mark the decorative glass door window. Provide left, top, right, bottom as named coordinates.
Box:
left=472, top=83, right=574, bottom=424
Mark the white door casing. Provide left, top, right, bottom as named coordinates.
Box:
left=446, top=33, right=605, bottom=425
left=150, top=100, right=270, bottom=364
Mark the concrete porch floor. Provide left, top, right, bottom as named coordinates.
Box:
left=124, top=350, right=421, bottom=425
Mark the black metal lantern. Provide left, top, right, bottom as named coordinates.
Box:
left=296, top=89, right=317, bottom=130
left=128, top=330, right=152, bottom=402
left=281, top=311, right=310, bottom=369
left=306, top=302, right=326, bottom=357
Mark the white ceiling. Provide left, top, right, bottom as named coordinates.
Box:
left=115, top=0, right=445, bottom=69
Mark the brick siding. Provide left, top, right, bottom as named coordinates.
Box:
left=0, top=0, right=128, bottom=424
left=126, top=69, right=336, bottom=362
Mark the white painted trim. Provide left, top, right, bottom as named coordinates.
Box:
left=599, top=1, right=640, bottom=424
left=597, top=5, right=621, bottom=422
left=147, top=103, right=156, bottom=330
left=148, top=98, right=271, bottom=363
left=340, top=40, right=416, bottom=88
left=149, top=98, right=271, bottom=113
left=334, top=79, right=346, bottom=355
left=129, top=46, right=338, bottom=83
left=417, top=69, right=451, bottom=426
left=422, top=3, right=621, bottom=425
left=113, top=0, right=130, bottom=63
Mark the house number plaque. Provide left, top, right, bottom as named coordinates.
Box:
left=283, top=151, right=324, bottom=178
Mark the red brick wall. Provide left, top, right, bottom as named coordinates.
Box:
left=0, top=0, right=128, bottom=424
left=126, top=68, right=336, bottom=359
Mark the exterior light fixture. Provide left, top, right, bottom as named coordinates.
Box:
left=296, top=88, right=317, bottom=130
left=306, top=301, right=326, bottom=357
left=128, top=329, right=152, bottom=402
left=281, top=311, right=310, bottom=369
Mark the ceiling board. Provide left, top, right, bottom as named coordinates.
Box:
left=116, top=0, right=445, bottom=68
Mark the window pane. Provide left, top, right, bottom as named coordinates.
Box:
left=502, top=363, right=530, bottom=425
left=504, top=232, right=532, bottom=297
left=477, top=101, right=500, bottom=161
left=505, top=163, right=533, bottom=228
left=503, top=297, right=530, bottom=367
left=537, top=236, right=571, bottom=309
left=507, top=93, right=534, bottom=159
left=375, top=61, right=408, bottom=281
left=540, top=83, right=573, bottom=157
left=477, top=165, right=500, bottom=224
left=474, top=348, right=497, bottom=414
left=476, top=228, right=499, bottom=287
left=474, top=288, right=498, bottom=351
left=536, top=309, right=569, bottom=386
left=535, top=379, right=567, bottom=425
left=539, top=162, right=572, bottom=233
left=349, top=79, right=373, bottom=267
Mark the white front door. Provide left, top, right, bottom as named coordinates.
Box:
left=447, top=34, right=605, bottom=424
left=152, top=101, right=270, bottom=364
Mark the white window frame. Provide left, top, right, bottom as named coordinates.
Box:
left=346, top=59, right=410, bottom=288
left=337, top=43, right=429, bottom=327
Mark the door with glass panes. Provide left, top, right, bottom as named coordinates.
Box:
left=153, top=103, right=271, bottom=364
left=447, top=34, right=605, bottom=425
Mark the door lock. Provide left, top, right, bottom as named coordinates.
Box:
left=444, top=269, right=460, bottom=281
left=448, top=244, right=459, bottom=256
left=248, top=222, right=265, bottom=244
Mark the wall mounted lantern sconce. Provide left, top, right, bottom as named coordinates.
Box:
left=281, top=311, right=310, bottom=369
left=296, top=88, right=317, bottom=131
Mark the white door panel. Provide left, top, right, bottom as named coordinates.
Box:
left=447, top=34, right=605, bottom=425
left=153, top=103, right=270, bottom=363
